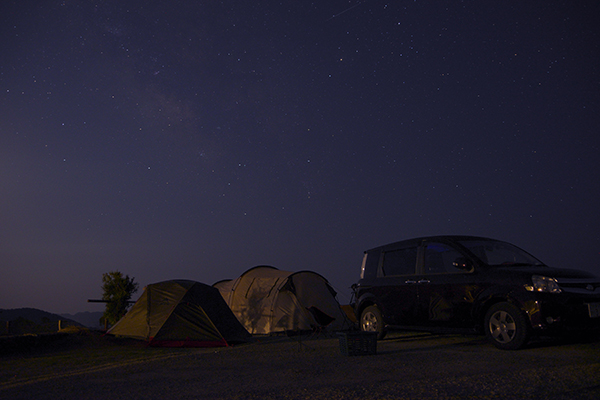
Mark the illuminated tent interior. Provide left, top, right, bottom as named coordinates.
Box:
left=214, top=266, right=351, bottom=334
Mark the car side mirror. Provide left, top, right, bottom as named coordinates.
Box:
left=453, top=257, right=474, bottom=271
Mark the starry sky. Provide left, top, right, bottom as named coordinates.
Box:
left=1, top=1, right=599, bottom=315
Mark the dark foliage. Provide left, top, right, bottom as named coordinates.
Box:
left=100, top=271, right=139, bottom=327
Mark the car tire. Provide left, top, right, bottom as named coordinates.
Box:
left=360, top=305, right=386, bottom=340
left=484, top=302, right=530, bottom=350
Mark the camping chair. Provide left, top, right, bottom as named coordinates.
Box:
left=284, top=307, right=336, bottom=351
left=285, top=328, right=314, bottom=351
left=306, top=306, right=336, bottom=337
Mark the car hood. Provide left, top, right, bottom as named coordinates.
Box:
left=493, top=266, right=599, bottom=280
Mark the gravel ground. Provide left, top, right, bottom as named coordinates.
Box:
left=1, top=331, right=600, bottom=399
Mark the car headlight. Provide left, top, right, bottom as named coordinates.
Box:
left=526, top=275, right=562, bottom=293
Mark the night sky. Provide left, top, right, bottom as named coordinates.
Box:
left=2, top=1, right=599, bottom=315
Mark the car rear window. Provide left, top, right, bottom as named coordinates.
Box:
left=381, top=247, right=418, bottom=276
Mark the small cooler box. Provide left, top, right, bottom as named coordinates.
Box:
left=337, top=331, right=377, bottom=356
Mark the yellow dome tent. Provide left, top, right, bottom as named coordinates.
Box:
left=107, top=280, right=251, bottom=347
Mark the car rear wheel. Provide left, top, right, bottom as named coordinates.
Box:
left=360, top=305, right=386, bottom=340
left=484, top=302, right=530, bottom=350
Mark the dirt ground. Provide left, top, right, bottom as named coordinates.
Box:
left=1, top=330, right=600, bottom=399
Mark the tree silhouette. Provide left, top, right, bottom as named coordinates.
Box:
left=100, top=271, right=139, bottom=327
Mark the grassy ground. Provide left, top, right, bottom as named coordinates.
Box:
left=2, top=329, right=600, bottom=399
left=0, top=328, right=193, bottom=389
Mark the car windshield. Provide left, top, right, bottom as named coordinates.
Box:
left=457, top=240, right=544, bottom=267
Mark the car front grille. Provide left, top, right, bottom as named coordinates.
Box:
left=556, top=278, right=600, bottom=295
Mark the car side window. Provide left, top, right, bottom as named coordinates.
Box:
left=381, top=247, right=418, bottom=276
left=424, top=243, right=466, bottom=274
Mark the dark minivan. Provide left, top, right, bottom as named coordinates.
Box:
left=353, top=236, right=600, bottom=349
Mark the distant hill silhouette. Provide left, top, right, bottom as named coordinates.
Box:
left=60, top=311, right=104, bottom=328
left=0, top=308, right=82, bottom=335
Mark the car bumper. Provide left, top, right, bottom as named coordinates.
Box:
left=524, top=293, right=600, bottom=332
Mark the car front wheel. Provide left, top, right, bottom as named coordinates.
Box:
left=360, top=305, right=386, bottom=340
left=484, top=302, right=530, bottom=350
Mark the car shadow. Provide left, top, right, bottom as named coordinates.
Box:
left=526, top=330, right=600, bottom=349
left=373, top=329, right=600, bottom=354
left=374, top=332, right=489, bottom=354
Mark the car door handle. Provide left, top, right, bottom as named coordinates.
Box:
left=405, top=280, right=418, bottom=284
left=418, top=279, right=431, bottom=284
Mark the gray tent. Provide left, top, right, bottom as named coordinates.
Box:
left=214, top=266, right=351, bottom=334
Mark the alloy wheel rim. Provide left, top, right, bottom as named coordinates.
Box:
left=489, top=310, right=516, bottom=343
left=362, top=312, right=378, bottom=332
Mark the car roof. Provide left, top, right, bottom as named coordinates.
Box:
left=365, top=235, right=499, bottom=253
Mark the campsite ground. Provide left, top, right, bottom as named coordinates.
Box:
left=1, top=330, right=600, bottom=399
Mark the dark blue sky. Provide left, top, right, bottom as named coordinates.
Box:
left=1, top=1, right=599, bottom=314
